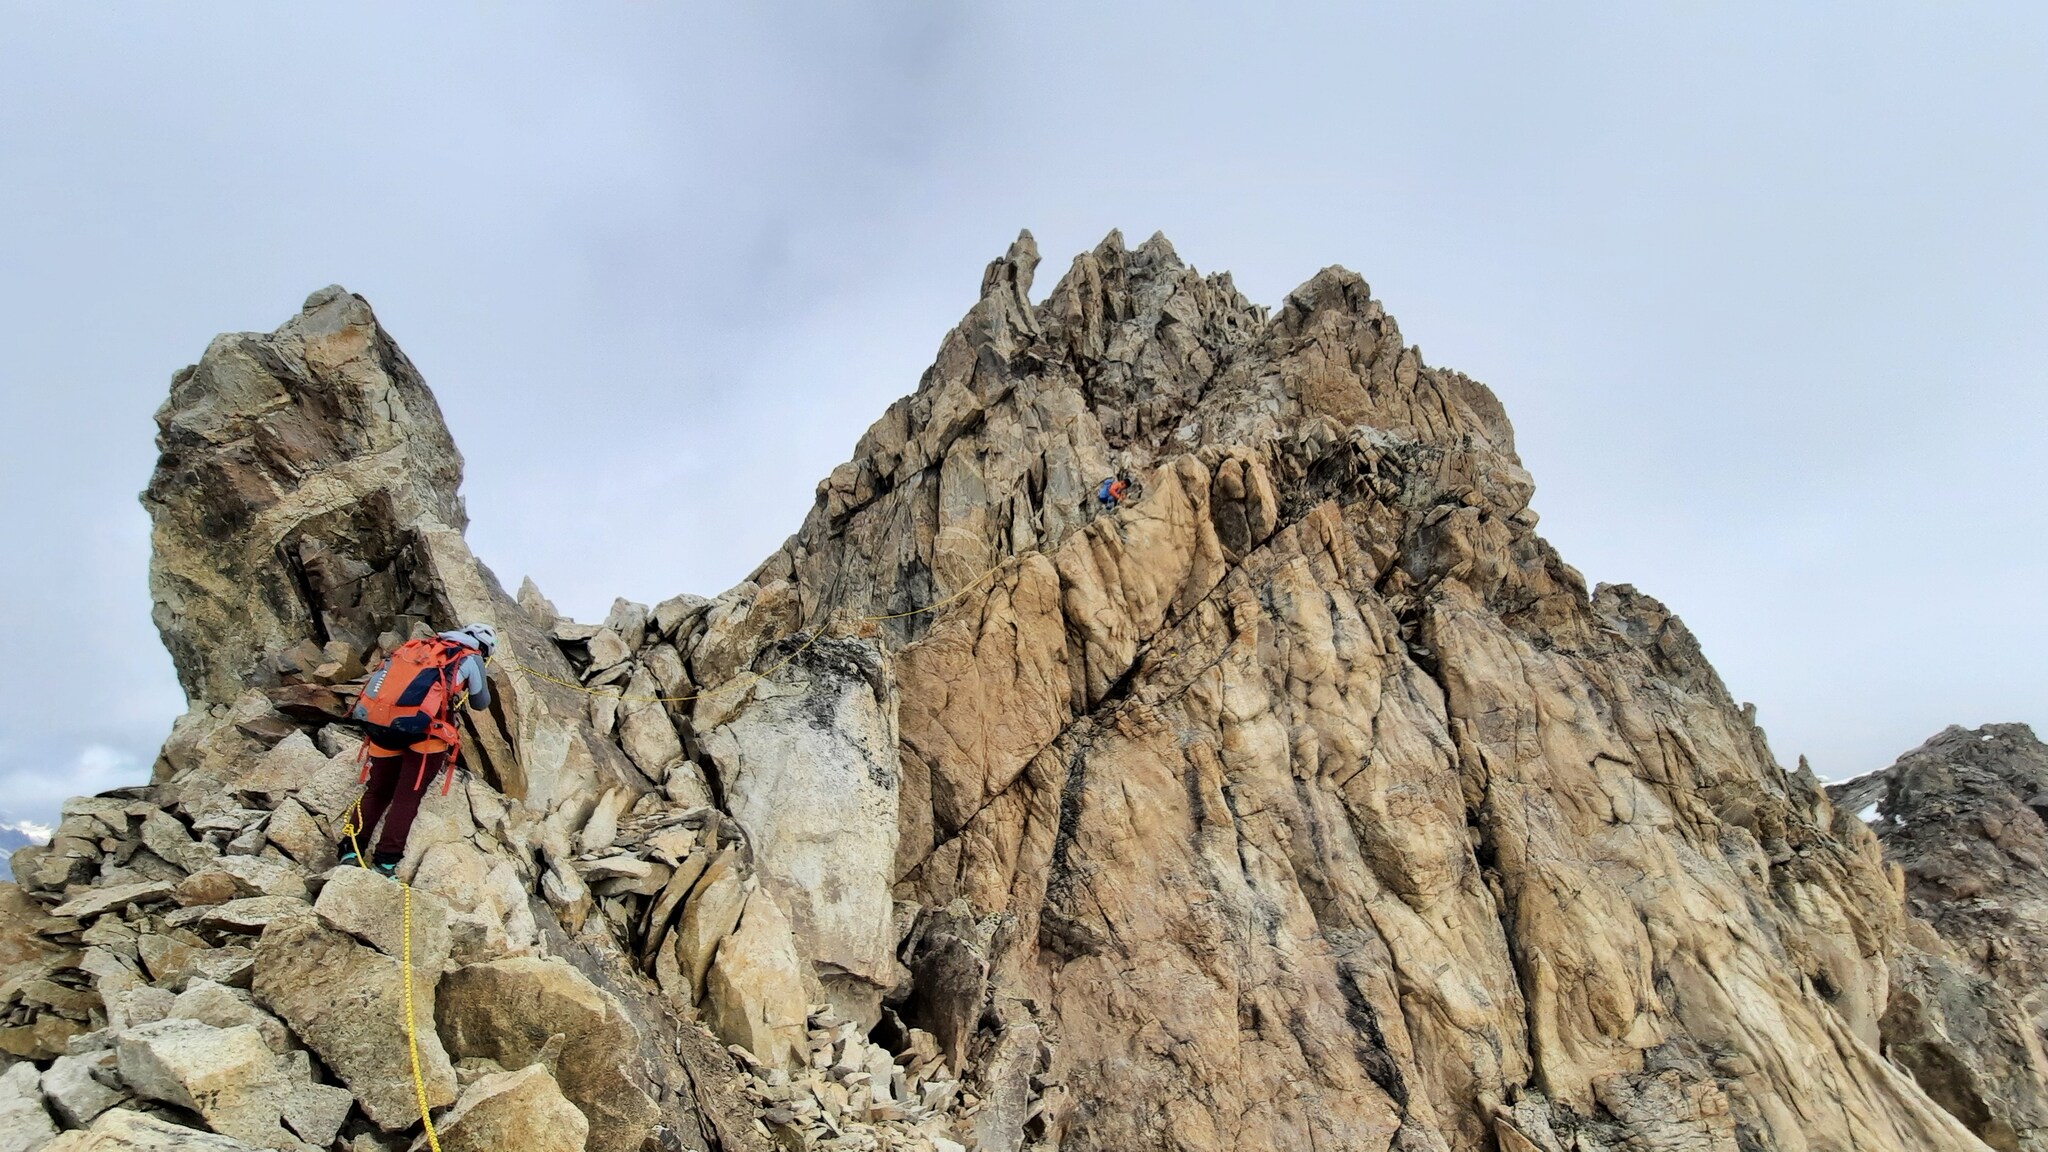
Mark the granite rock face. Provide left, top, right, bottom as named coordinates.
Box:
left=0, top=241, right=2041, bottom=1152
left=1831, top=723, right=2048, bottom=1152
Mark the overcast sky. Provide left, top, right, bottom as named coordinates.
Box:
left=3, top=3, right=2042, bottom=832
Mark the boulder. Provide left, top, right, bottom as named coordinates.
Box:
left=40, top=1052, right=126, bottom=1127
left=166, top=946, right=256, bottom=991
left=576, top=789, right=631, bottom=856
left=251, top=913, right=455, bottom=1130
left=423, top=1064, right=587, bottom=1152
left=702, top=888, right=808, bottom=1070
left=44, top=1107, right=264, bottom=1151
left=169, top=981, right=292, bottom=1054
left=277, top=1052, right=352, bottom=1148
left=114, top=1019, right=291, bottom=1147
left=259, top=801, right=331, bottom=872
left=49, top=882, right=174, bottom=921
left=435, top=958, right=657, bottom=1152
left=672, top=851, right=747, bottom=1002
left=166, top=896, right=309, bottom=934
left=0, top=1062, right=57, bottom=1152
left=311, top=868, right=452, bottom=971
left=184, top=858, right=309, bottom=904
left=409, top=842, right=537, bottom=963
left=699, top=638, right=900, bottom=994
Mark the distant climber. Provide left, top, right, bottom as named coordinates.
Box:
left=342, top=622, right=497, bottom=876
left=1096, top=474, right=1131, bottom=510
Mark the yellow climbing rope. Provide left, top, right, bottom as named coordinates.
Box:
left=341, top=795, right=445, bottom=1152
left=504, top=557, right=1011, bottom=706
left=402, top=881, right=443, bottom=1152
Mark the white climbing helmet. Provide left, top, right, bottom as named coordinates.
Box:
left=462, top=621, right=499, bottom=657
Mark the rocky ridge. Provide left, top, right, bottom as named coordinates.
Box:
left=0, top=238, right=2042, bottom=1152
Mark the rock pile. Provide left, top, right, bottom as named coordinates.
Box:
left=3, top=240, right=2046, bottom=1152
left=732, top=1006, right=995, bottom=1152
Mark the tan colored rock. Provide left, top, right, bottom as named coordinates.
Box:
left=311, top=867, right=452, bottom=970
left=434, top=958, right=658, bottom=1152
left=703, top=888, right=808, bottom=1070
left=168, top=980, right=292, bottom=1054
left=409, top=841, right=537, bottom=962
left=421, top=1064, right=588, bottom=1152
left=672, top=851, right=747, bottom=1002
left=251, top=913, right=455, bottom=1130
left=27, top=240, right=2043, bottom=1152
left=50, top=882, right=174, bottom=921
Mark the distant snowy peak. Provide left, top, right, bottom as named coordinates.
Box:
left=0, top=818, right=52, bottom=882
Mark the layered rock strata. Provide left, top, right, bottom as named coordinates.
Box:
left=0, top=238, right=2040, bottom=1152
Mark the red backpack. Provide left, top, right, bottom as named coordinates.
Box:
left=351, top=636, right=470, bottom=789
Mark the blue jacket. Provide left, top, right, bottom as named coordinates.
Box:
left=434, top=631, right=493, bottom=710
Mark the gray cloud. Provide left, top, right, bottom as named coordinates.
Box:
left=2, top=3, right=2042, bottom=833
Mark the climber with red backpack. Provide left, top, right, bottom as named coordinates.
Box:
left=342, top=622, right=498, bottom=877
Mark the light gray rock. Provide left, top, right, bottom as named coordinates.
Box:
left=166, top=896, right=308, bottom=934
left=615, top=668, right=686, bottom=788
left=576, top=789, right=631, bottom=856
left=40, top=1052, right=126, bottom=1127
left=672, top=851, right=747, bottom=1002
left=699, top=639, right=900, bottom=992
left=0, top=1062, right=57, bottom=1152
left=44, top=1107, right=264, bottom=1151
left=138, top=811, right=216, bottom=876
left=600, top=599, right=650, bottom=650
left=114, top=1020, right=291, bottom=1148
left=104, top=987, right=176, bottom=1032
left=652, top=593, right=709, bottom=641
left=277, top=1052, right=352, bottom=1148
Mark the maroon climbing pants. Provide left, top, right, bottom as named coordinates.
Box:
left=357, top=748, right=446, bottom=860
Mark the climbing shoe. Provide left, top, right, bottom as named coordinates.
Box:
left=372, top=859, right=400, bottom=879
left=337, top=845, right=363, bottom=868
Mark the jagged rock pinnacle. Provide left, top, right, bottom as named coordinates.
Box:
left=1, top=234, right=2039, bottom=1152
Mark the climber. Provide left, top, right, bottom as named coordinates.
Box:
left=342, top=622, right=497, bottom=877
left=1096, top=474, right=1131, bottom=510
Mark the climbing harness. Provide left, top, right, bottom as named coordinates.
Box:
left=504, top=556, right=1014, bottom=706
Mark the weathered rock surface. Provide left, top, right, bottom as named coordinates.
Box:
left=45, top=1108, right=264, bottom=1151
left=1831, top=723, right=2048, bottom=1151
left=2, top=242, right=2042, bottom=1152
left=115, top=1019, right=292, bottom=1147
left=251, top=912, right=455, bottom=1130
left=0, top=1061, right=58, bottom=1152
left=427, top=1064, right=588, bottom=1152
left=435, top=958, right=660, bottom=1152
